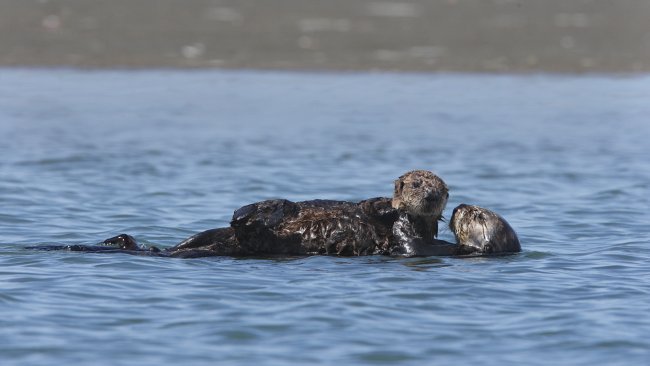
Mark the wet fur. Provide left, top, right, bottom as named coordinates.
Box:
left=449, top=204, right=521, bottom=254
left=391, top=170, right=448, bottom=220
left=230, top=199, right=393, bottom=256
left=33, top=172, right=522, bottom=258
left=227, top=171, right=451, bottom=256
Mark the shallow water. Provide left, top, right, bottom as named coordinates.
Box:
left=1, top=69, right=649, bottom=365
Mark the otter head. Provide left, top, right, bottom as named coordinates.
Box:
left=449, top=204, right=521, bottom=255
left=391, top=170, right=449, bottom=219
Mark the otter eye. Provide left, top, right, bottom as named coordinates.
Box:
left=412, top=181, right=420, bottom=188
left=399, top=181, right=405, bottom=190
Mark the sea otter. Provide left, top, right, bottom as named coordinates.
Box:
left=102, top=170, right=453, bottom=257
left=78, top=202, right=522, bottom=257
left=449, top=204, right=521, bottom=255
left=29, top=172, right=522, bottom=257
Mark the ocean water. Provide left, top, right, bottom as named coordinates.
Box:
left=0, top=69, right=648, bottom=365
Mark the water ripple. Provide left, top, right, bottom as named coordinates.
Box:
left=1, top=70, right=650, bottom=365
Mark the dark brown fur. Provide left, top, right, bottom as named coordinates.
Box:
left=34, top=170, right=459, bottom=257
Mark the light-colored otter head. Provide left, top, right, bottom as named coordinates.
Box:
left=449, top=204, right=521, bottom=254
left=391, top=170, right=449, bottom=219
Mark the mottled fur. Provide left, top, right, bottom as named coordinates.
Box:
left=34, top=170, right=463, bottom=257
left=449, top=204, right=521, bottom=254
left=227, top=171, right=450, bottom=256
left=391, top=170, right=448, bottom=220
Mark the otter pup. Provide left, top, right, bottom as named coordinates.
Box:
left=101, top=170, right=452, bottom=257
left=390, top=170, right=451, bottom=256
left=222, top=170, right=450, bottom=256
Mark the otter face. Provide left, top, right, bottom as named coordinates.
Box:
left=449, top=204, right=521, bottom=254
left=391, top=170, right=449, bottom=219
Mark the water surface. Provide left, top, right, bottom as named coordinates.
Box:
left=0, top=70, right=649, bottom=365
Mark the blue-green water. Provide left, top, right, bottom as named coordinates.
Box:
left=1, top=70, right=649, bottom=365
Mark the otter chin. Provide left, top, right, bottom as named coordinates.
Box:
left=449, top=204, right=521, bottom=255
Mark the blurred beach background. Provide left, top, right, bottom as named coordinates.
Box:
left=1, top=0, right=648, bottom=73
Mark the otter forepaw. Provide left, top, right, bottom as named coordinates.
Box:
left=103, top=233, right=139, bottom=250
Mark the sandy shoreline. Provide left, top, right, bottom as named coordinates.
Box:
left=1, top=0, right=648, bottom=73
